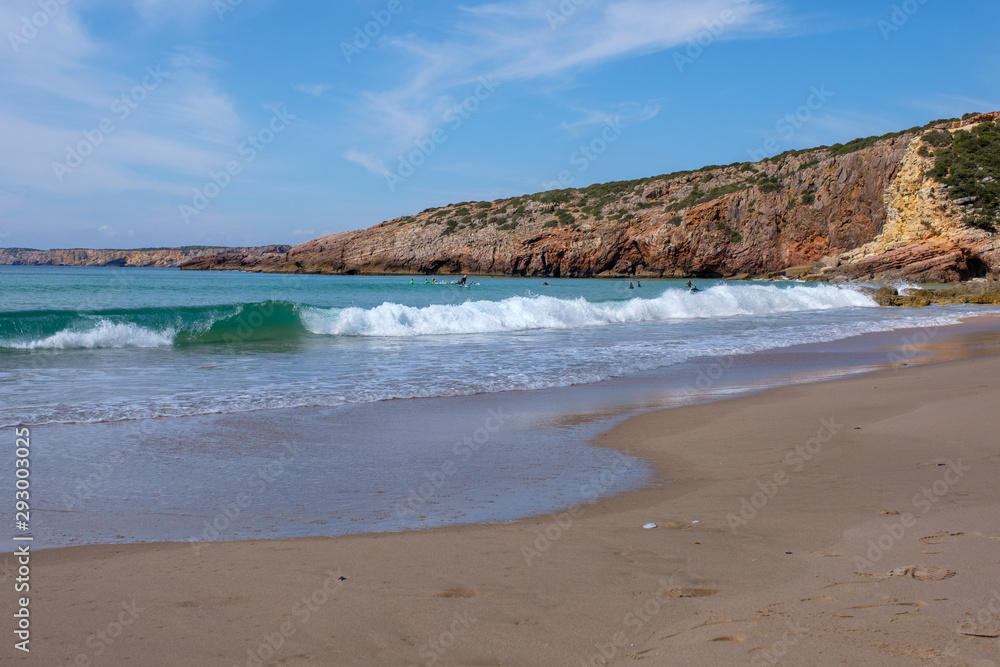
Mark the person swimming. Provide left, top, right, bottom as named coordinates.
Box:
left=628, top=282, right=634, bottom=289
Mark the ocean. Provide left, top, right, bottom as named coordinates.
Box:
left=2, top=266, right=996, bottom=548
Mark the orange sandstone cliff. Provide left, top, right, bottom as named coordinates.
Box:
left=182, top=113, right=1000, bottom=283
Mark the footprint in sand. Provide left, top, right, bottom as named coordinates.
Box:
left=666, top=587, right=718, bottom=598
left=435, top=588, right=480, bottom=598
left=958, top=622, right=1000, bottom=638
left=882, top=565, right=957, bottom=581
left=919, top=532, right=964, bottom=545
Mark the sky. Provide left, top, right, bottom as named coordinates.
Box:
left=0, top=0, right=997, bottom=250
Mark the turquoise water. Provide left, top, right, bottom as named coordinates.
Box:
left=1, top=266, right=979, bottom=427
left=2, top=266, right=997, bottom=547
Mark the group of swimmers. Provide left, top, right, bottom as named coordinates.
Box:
left=409, top=276, right=699, bottom=291
left=409, top=275, right=473, bottom=285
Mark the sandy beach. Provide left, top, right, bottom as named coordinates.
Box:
left=7, top=323, right=1000, bottom=666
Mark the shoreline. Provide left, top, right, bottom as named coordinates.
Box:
left=25, top=313, right=1000, bottom=550
left=11, top=317, right=1000, bottom=665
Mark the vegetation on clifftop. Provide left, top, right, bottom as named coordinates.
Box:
left=927, top=120, right=1000, bottom=232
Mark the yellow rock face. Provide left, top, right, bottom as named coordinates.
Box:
left=841, top=133, right=964, bottom=263
left=839, top=119, right=1000, bottom=275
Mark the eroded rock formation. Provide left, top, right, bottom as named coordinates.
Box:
left=181, top=113, right=1000, bottom=283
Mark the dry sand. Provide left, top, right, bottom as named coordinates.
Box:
left=6, top=332, right=1000, bottom=666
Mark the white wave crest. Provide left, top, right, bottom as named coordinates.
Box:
left=10, top=321, right=175, bottom=349
left=301, top=284, right=877, bottom=337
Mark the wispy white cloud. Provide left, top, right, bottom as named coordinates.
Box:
left=0, top=4, right=245, bottom=197
left=291, top=229, right=315, bottom=236
left=343, top=149, right=388, bottom=176
left=559, top=102, right=662, bottom=137
left=343, top=0, right=785, bottom=167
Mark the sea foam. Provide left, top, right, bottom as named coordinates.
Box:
left=9, top=320, right=174, bottom=350
left=301, top=284, right=876, bottom=337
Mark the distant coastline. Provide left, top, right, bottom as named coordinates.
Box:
left=0, top=245, right=290, bottom=268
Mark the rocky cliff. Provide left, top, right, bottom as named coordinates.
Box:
left=1, top=245, right=291, bottom=268
left=182, top=113, right=1000, bottom=282
left=797, top=112, right=1000, bottom=283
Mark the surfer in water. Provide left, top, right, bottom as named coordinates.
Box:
left=685, top=280, right=692, bottom=288
left=458, top=275, right=468, bottom=285
left=628, top=282, right=634, bottom=289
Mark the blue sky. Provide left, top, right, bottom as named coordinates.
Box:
left=1, top=0, right=997, bottom=249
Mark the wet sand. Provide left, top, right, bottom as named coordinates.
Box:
left=6, top=321, right=1000, bottom=665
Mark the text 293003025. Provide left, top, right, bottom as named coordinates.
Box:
left=13, top=427, right=32, bottom=653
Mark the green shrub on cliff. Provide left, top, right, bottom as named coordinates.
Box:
left=715, top=221, right=741, bottom=243
left=928, top=120, right=1000, bottom=232
left=535, top=189, right=573, bottom=204
left=922, top=130, right=953, bottom=147
left=757, top=177, right=783, bottom=193
left=557, top=211, right=576, bottom=225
